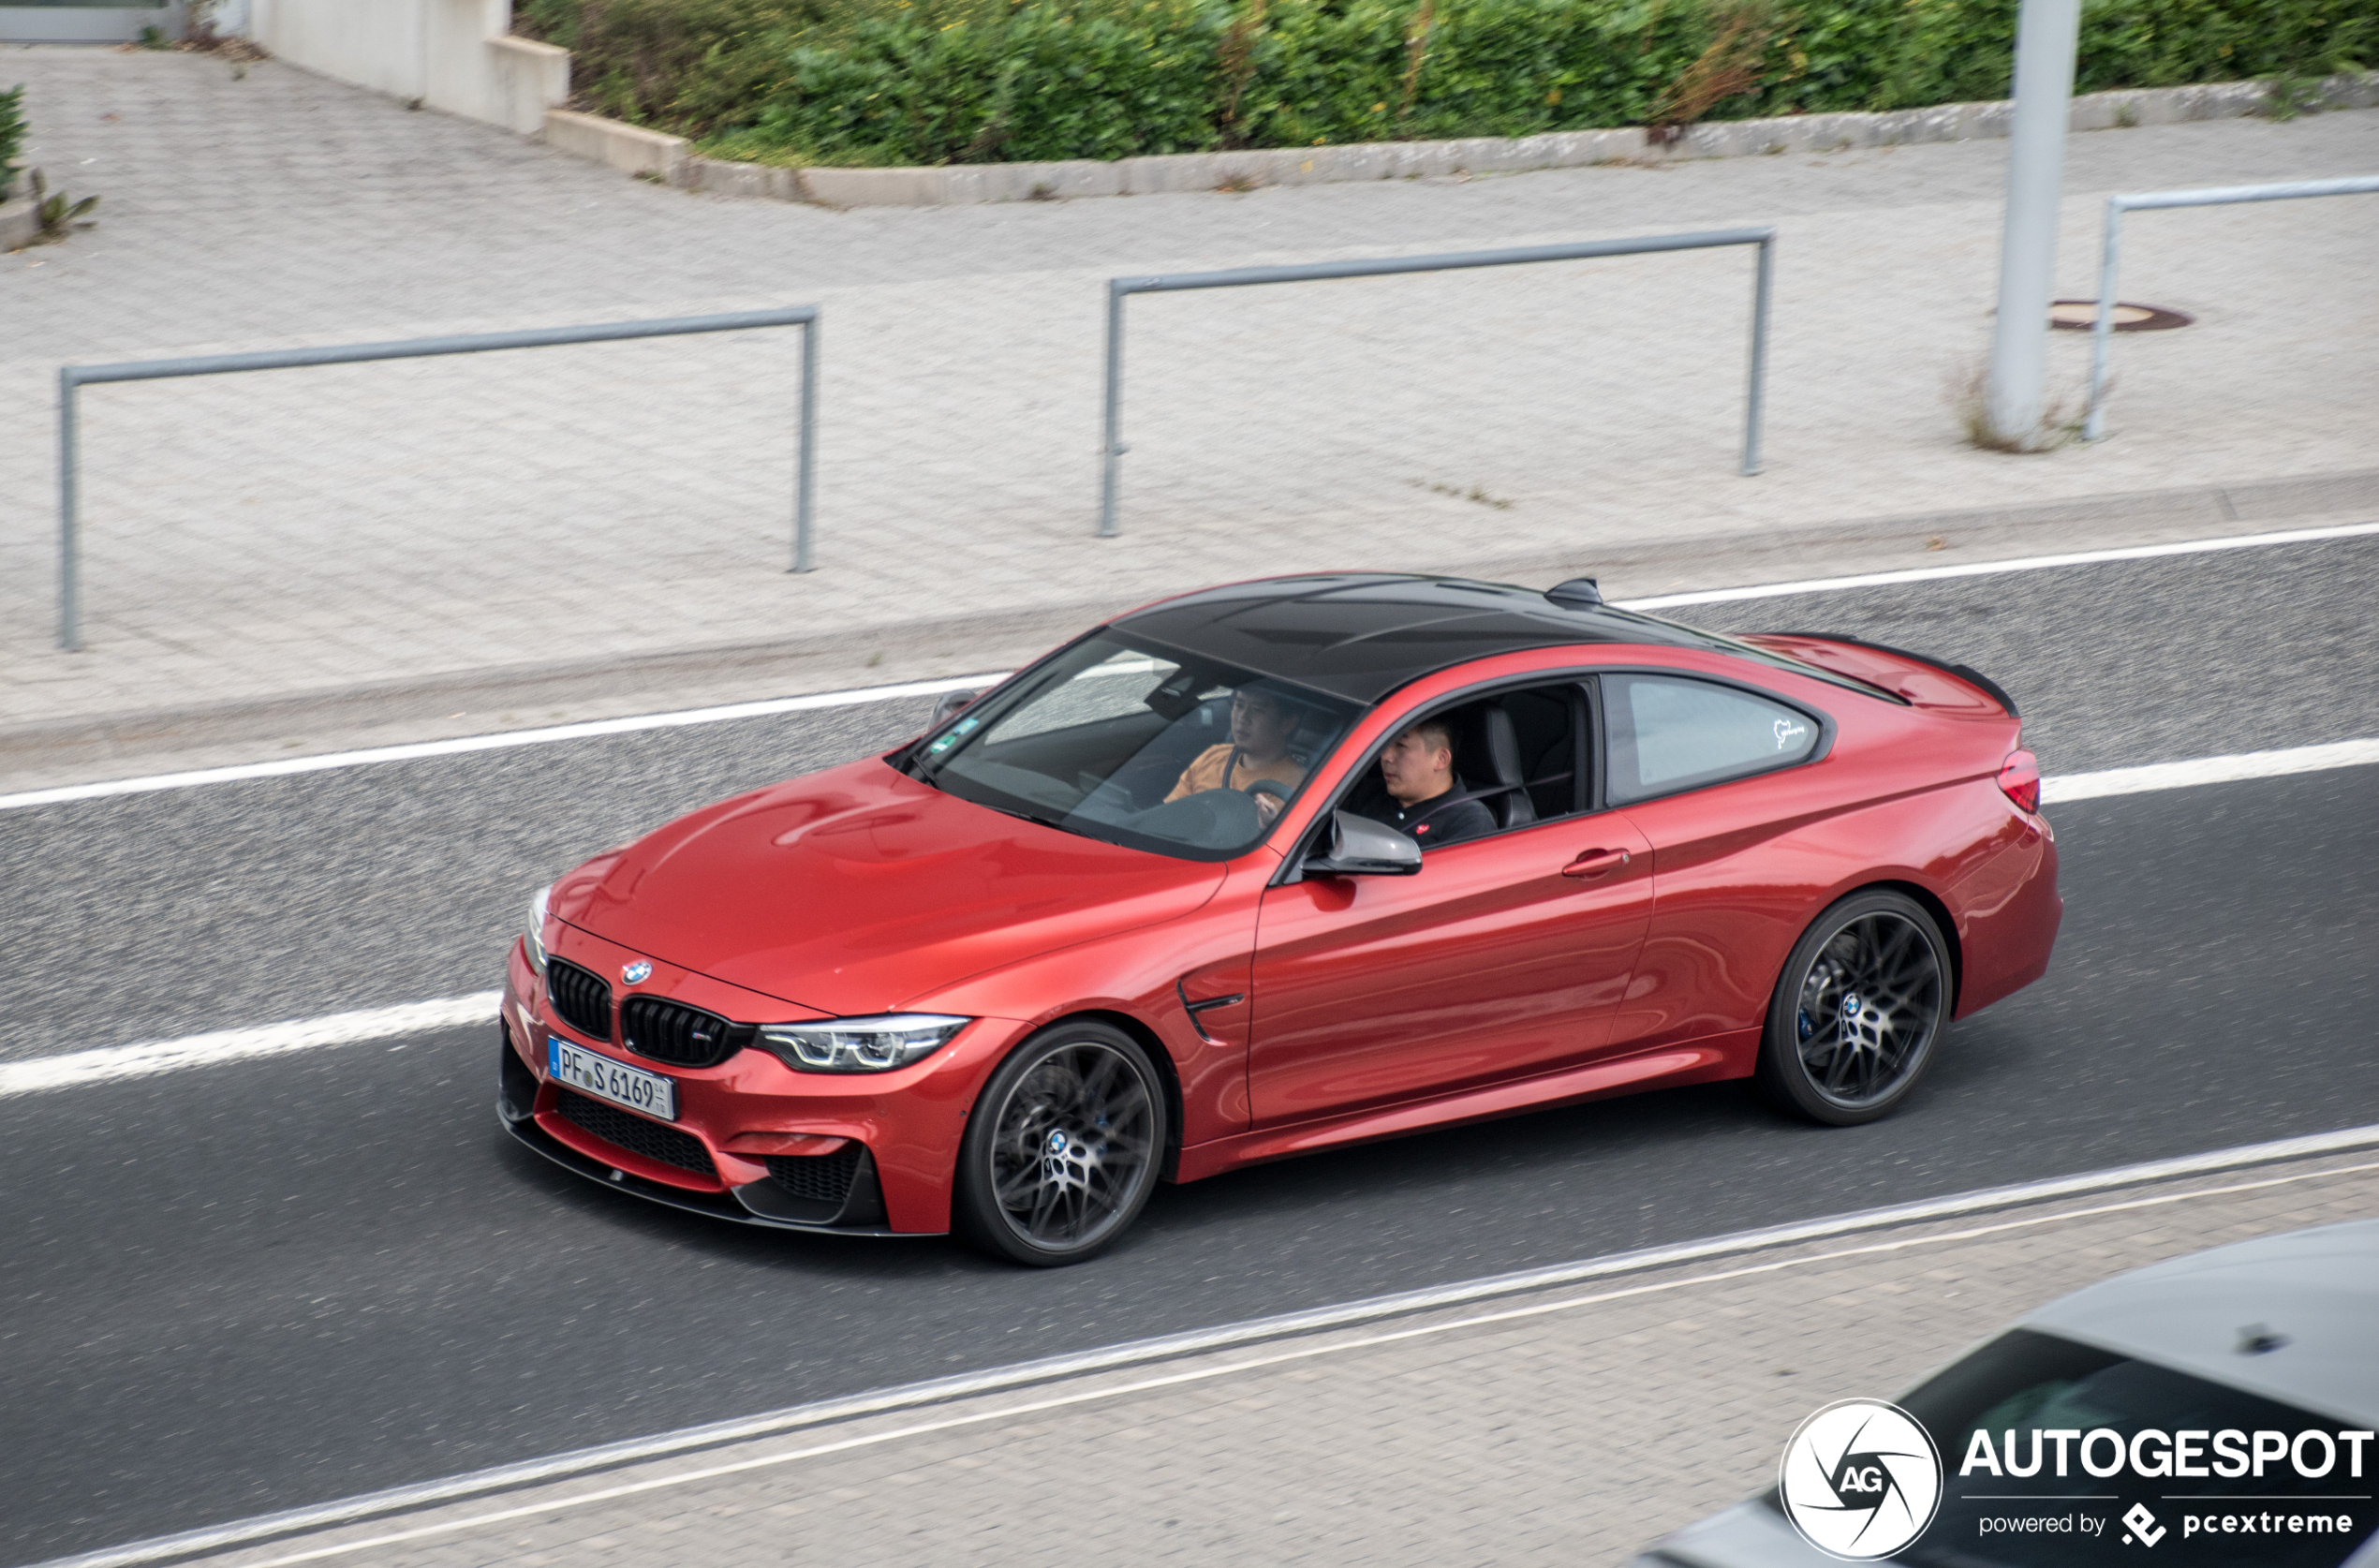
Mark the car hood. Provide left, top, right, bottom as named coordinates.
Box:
left=550, top=758, right=1227, bottom=1016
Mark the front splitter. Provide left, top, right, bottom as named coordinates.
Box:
left=499, top=1104, right=926, bottom=1238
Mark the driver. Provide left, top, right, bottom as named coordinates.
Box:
left=1368, top=717, right=1496, bottom=849
left=1165, top=686, right=1307, bottom=816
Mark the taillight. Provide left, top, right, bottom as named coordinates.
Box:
left=1997, top=748, right=2042, bottom=814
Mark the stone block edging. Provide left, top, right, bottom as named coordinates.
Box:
left=0, top=194, right=38, bottom=252
left=541, top=108, right=688, bottom=181
left=639, top=70, right=2379, bottom=208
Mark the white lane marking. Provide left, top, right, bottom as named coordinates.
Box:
left=39, top=1129, right=2379, bottom=1568
left=0, top=994, right=501, bottom=1097
left=0, top=673, right=1005, bottom=813
left=1620, top=518, right=2379, bottom=610
left=4, top=735, right=2372, bottom=1100
left=2040, top=737, right=2379, bottom=803
left=7, top=519, right=2374, bottom=815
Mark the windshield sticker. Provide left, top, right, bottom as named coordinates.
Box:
left=1775, top=717, right=1810, bottom=751
left=924, top=716, right=981, bottom=757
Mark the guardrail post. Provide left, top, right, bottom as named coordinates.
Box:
left=1092, top=230, right=1775, bottom=538
left=2080, top=174, right=2376, bottom=443
left=793, top=313, right=819, bottom=572
left=58, top=368, right=82, bottom=653
left=1743, top=235, right=1774, bottom=477
left=53, top=308, right=827, bottom=640
left=1098, top=280, right=1128, bottom=539
left=2084, top=198, right=2124, bottom=443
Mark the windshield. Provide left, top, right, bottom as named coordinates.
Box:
left=1765, top=1327, right=2379, bottom=1565
left=909, top=633, right=1364, bottom=861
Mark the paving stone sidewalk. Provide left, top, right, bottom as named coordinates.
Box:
left=135, top=1149, right=2379, bottom=1568
left=2, top=49, right=2374, bottom=763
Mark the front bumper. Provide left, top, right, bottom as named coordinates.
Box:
left=496, top=1045, right=906, bottom=1235
left=500, top=931, right=1030, bottom=1235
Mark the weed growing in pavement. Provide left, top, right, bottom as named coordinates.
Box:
left=1409, top=479, right=1515, bottom=510
left=1948, top=361, right=2091, bottom=455
left=2262, top=70, right=2327, bottom=118
left=27, top=170, right=99, bottom=244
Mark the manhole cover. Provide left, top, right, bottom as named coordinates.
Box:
left=2048, top=300, right=2193, bottom=332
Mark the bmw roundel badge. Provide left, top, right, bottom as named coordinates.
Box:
left=621, top=960, right=653, bottom=984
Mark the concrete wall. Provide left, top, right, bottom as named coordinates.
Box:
left=244, top=0, right=566, bottom=134
left=0, top=2, right=187, bottom=44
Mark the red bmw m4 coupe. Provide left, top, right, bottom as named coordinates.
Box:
left=498, top=573, right=2061, bottom=1265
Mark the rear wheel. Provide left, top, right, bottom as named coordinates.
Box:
left=1755, top=890, right=1951, bottom=1126
left=953, top=1021, right=1165, bottom=1266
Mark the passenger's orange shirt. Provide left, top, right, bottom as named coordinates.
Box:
left=1164, top=745, right=1307, bottom=803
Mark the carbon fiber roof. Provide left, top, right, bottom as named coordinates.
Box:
left=1112, top=573, right=1712, bottom=703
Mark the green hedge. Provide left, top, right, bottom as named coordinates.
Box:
left=519, top=0, right=2375, bottom=166
left=1, top=83, right=27, bottom=200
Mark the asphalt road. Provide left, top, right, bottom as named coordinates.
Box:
left=3, top=536, right=2375, bottom=1564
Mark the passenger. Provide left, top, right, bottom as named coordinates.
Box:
left=1370, top=717, right=1496, bottom=849
left=1166, top=687, right=1307, bottom=817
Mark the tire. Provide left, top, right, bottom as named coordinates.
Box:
left=1755, top=890, right=1952, bottom=1127
left=953, top=1020, right=1167, bottom=1266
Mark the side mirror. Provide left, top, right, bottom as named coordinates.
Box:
left=1304, top=810, right=1422, bottom=877
left=929, top=689, right=980, bottom=727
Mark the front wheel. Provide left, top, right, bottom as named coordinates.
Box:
left=1755, top=890, right=1951, bottom=1126
left=953, top=1021, right=1166, bottom=1266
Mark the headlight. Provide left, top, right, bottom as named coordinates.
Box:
left=524, top=885, right=552, bottom=975
left=760, top=1014, right=969, bottom=1073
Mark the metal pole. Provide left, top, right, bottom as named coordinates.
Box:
left=2083, top=198, right=2123, bottom=441
left=1984, top=0, right=2081, bottom=445
left=1097, top=281, right=1127, bottom=539
left=792, top=315, right=819, bottom=572
left=1742, top=235, right=1774, bottom=477
left=58, top=369, right=81, bottom=652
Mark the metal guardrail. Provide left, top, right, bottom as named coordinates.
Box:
left=55, top=306, right=822, bottom=652
left=1095, top=228, right=1777, bottom=538
left=2084, top=175, right=2379, bottom=442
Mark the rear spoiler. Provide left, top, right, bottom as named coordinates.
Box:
left=1756, top=632, right=2020, bottom=717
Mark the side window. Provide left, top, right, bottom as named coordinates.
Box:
left=1603, top=674, right=1819, bottom=805
left=1332, top=683, right=1583, bottom=836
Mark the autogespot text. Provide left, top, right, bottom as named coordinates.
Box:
left=1959, top=1426, right=2375, bottom=1480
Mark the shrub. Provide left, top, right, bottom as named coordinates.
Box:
left=731, top=0, right=1229, bottom=166
left=521, top=0, right=2376, bottom=166
left=1, top=83, right=26, bottom=201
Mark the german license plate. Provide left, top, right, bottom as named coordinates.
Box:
left=549, top=1038, right=676, bottom=1122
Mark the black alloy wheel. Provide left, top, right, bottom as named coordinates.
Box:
left=954, top=1021, right=1166, bottom=1266
left=1755, top=890, right=1951, bottom=1126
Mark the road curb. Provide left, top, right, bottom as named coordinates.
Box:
left=5, top=467, right=2372, bottom=786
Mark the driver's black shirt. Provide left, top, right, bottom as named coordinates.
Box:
left=1380, top=781, right=1497, bottom=850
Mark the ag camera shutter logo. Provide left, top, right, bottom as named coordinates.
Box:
left=1779, top=1398, right=1943, bottom=1560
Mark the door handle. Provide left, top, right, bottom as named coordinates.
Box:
left=1560, top=848, right=1633, bottom=879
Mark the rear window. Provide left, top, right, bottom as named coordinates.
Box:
left=1603, top=674, right=1821, bottom=804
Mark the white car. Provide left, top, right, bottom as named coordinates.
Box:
left=1638, top=1219, right=2379, bottom=1566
